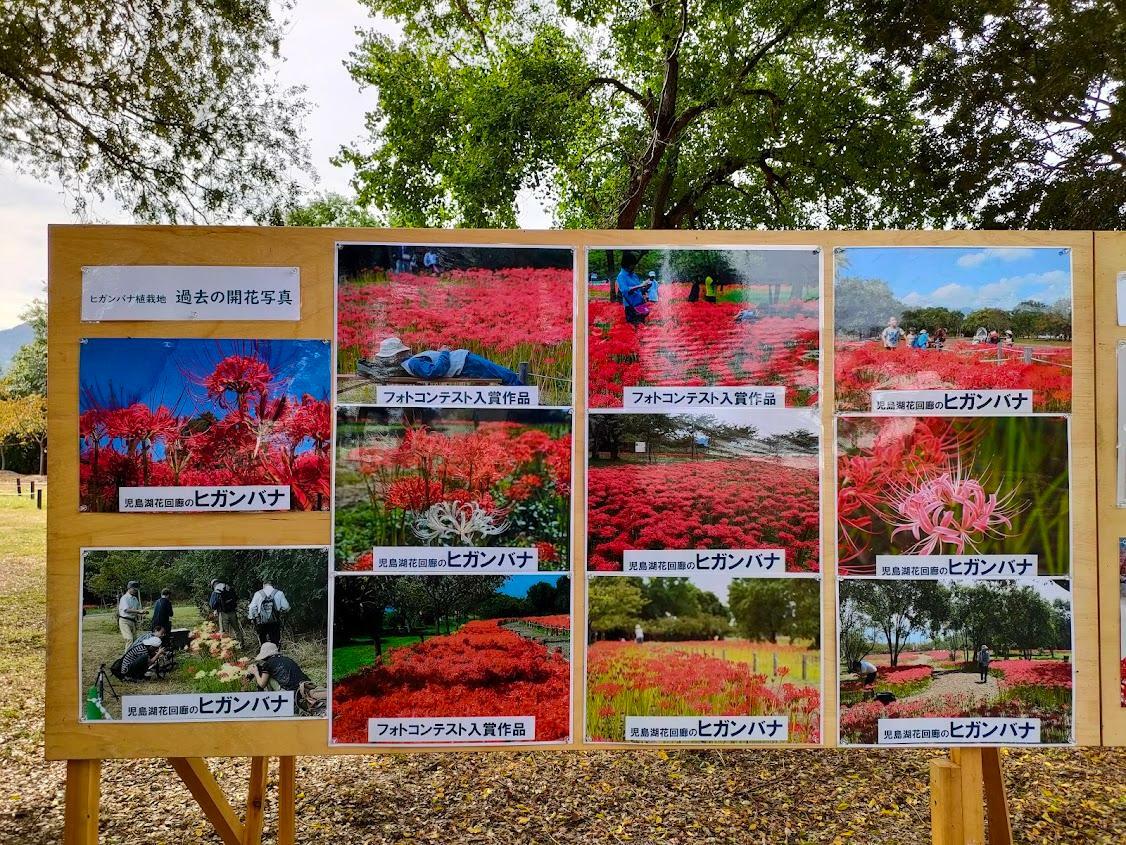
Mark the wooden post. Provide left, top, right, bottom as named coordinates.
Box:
left=950, top=749, right=986, bottom=845
left=930, top=758, right=963, bottom=845
left=169, top=757, right=245, bottom=845
left=278, top=757, right=297, bottom=845
left=981, top=748, right=1013, bottom=845
left=242, top=757, right=269, bottom=845
left=63, top=759, right=100, bottom=845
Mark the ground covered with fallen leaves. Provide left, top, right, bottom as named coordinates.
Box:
left=1, top=494, right=1123, bottom=843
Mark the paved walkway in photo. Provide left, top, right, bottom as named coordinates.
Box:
left=899, top=669, right=999, bottom=704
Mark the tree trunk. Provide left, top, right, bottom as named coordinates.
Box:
left=607, top=251, right=619, bottom=302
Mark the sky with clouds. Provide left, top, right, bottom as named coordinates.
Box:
left=839, top=246, right=1072, bottom=313
left=0, top=0, right=550, bottom=331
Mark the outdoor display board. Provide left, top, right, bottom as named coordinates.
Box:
left=45, top=227, right=1121, bottom=761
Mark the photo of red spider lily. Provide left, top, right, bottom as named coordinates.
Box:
left=839, top=578, right=1073, bottom=745
left=585, top=575, right=820, bottom=743
left=334, top=407, right=572, bottom=571
left=587, top=409, right=819, bottom=572
left=833, top=246, right=1071, bottom=412
left=79, top=339, right=331, bottom=512
left=336, top=244, right=574, bottom=405
left=587, top=247, right=819, bottom=408
left=330, top=574, right=571, bottom=744
left=837, top=416, right=1070, bottom=575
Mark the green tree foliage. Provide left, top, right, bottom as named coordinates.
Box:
left=2, top=300, right=46, bottom=398
left=588, top=577, right=647, bottom=637
left=833, top=277, right=905, bottom=335
left=840, top=580, right=946, bottom=666
left=284, top=192, right=383, bottom=227
left=962, top=307, right=1013, bottom=335
left=898, top=306, right=965, bottom=336
left=1, top=1, right=310, bottom=222
left=341, top=0, right=929, bottom=229
left=728, top=578, right=819, bottom=646
left=851, top=0, right=1126, bottom=229
left=82, top=548, right=328, bottom=636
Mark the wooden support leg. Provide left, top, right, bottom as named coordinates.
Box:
left=63, top=759, right=101, bottom=845
left=169, top=758, right=245, bottom=845
left=950, top=749, right=986, bottom=845
left=242, top=756, right=269, bottom=845
left=981, top=748, right=1013, bottom=845
left=278, top=757, right=297, bottom=845
left=930, top=758, right=964, bottom=845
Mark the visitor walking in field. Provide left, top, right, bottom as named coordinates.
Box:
left=209, top=579, right=245, bottom=647
left=703, top=274, right=717, bottom=303
left=117, top=581, right=143, bottom=644
left=249, top=579, right=290, bottom=647
left=634, top=623, right=644, bottom=645
left=150, top=587, right=173, bottom=634
left=880, top=317, right=903, bottom=349
left=977, top=644, right=992, bottom=683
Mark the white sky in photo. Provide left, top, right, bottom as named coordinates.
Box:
left=0, top=0, right=552, bottom=330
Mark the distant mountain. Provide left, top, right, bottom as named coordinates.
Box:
left=0, top=323, right=32, bottom=375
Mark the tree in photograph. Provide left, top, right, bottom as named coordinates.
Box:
left=838, top=595, right=874, bottom=670
left=961, top=308, right=1013, bottom=336
left=842, top=580, right=944, bottom=667
left=334, top=575, right=401, bottom=661
left=588, top=577, right=646, bottom=639
left=728, top=578, right=819, bottom=646
left=342, top=0, right=929, bottom=229
left=948, top=582, right=1005, bottom=659
left=833, top=278, right=905, bottom=336
left=1001, top=583, right=1056, bottom=660
left=1049, top=598, right=1072, bottom=658
left=898, top=306, right=965, bottom=337
left=0, top=1, right=310, bottom=222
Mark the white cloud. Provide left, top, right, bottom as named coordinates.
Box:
left=955, top=248, right=1035, bottom=268
left=898, top=270, right=1071, bottom=311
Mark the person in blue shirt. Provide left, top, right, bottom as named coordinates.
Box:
left=369, top=337, right=523, bottom=385
left=646, top=270, right=659, bottom=302
left=616, top=252, right=650, bottom=325
left=913, top=328, right=930, bottom=349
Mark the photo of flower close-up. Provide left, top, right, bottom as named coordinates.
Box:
left=837, top=416, right=1070, bottom=575
left=78, top=338, right=331, bottom=512
left=334, top=407, right=572, bottom=572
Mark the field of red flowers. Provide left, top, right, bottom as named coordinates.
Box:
left=338, top=267, right=573, bottom=403
left=587, top=456, right=819, bottom=571
left=834, top=340, right=1071, bottom=412
left=335, top=415, right=571, bottom=570
left=586, top=641, right=820, bottom=743
left=837, top=415, right=1070, bottom=574
left=588, top=285, right=818, bottom=407
left=80, top=353, right=331, bottom=511
left=331, top=620, right=570, bottom=743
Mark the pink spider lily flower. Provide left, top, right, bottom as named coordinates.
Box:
left=890, top=466, right=1019, bottom=555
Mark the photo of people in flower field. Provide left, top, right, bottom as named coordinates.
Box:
left=79, top=338, right=331, bottom=512
left=837, top=415, right=1070, bottom=575
left=81, top=547, right=328, bottom=721
left=330, top=573, right=571, bottom=744
left=587, top=247, right=820, bottom=407
left=335, top=407, right=572, bottom=571
left=336, top=244, right=574, bottom=405
left=585, top=574, right=820, bottom=743
left=838, top=578, right=1073, bottom=746
left=834, top=246, right=1072, bottom=411
left=588, top=409, right=819, bottom=572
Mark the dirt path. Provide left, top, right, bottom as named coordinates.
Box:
left=900, top=669, right=999, bottom=704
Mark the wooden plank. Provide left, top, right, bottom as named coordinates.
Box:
left=950, top=749, right=986, bottom=845
left=169, top=757, right=244, bottom=845
left=930, top=758, right=964, bottom=845
left=278, top=757, right=297, bottom=845
left=981, top=748, right=1013, bottom=845
left=242, top=756, right=269, bottom=845
left=63, top=759, right=100, bottom=845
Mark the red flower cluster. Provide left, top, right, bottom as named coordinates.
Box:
left=337, top=267, right=573, bottom=395
left=586, top=641, right=820, bottom=743
left=993, top=659, right=1072, bottom=689
left=331, top=620, right=570, bottom=743
left=588, top=287, right=818, bottom=407
left=878, top=664, right=933, bottom=685
left=834, top=340, right=1071, bottom=412
left=340, top=420, right=571, bottom=568
left=587, top=456, right=819, bottom=571
left=80, top=354, right=331, bottom=511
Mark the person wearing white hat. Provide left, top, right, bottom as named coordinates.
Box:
left=245, top=641, right=312, bottom=694
left=117, top=635, right=166, bottom=681
left=359, top=336, right=524, bottom=386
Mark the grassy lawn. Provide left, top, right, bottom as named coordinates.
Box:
left=332, top=629, right=443, bottom=681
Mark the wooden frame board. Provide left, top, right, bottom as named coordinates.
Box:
left=46, top=226, right=1103, bottom=759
